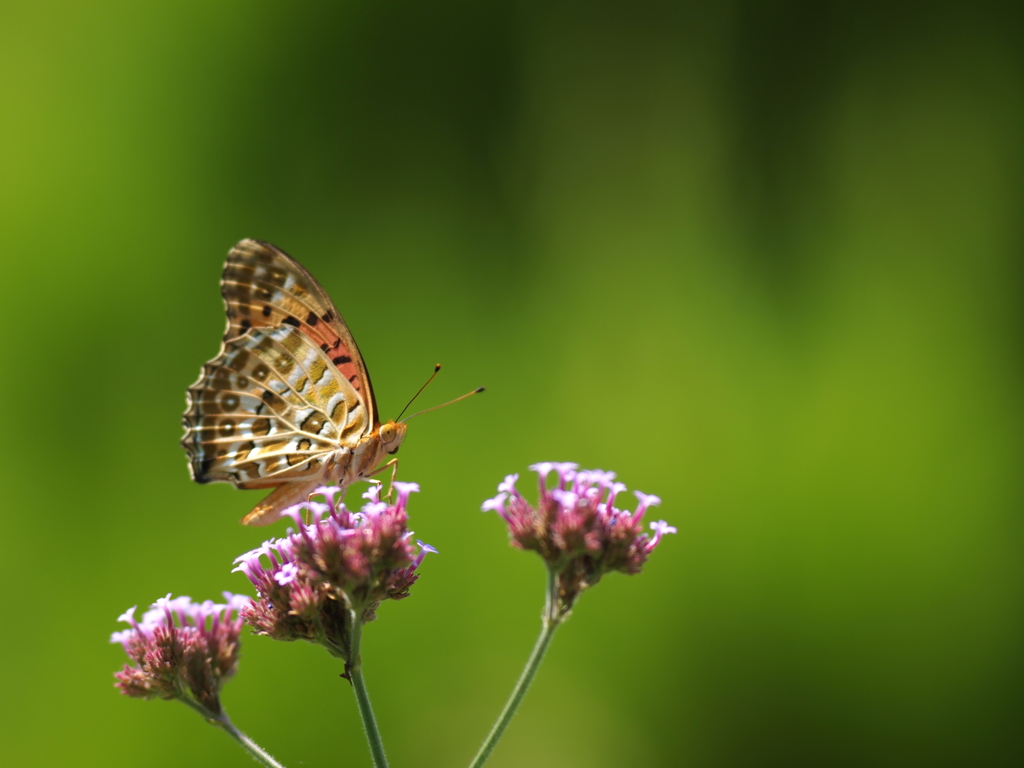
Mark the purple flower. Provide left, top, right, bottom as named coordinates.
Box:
left=235, top=483, right=434, bottom=664
left=647, top=520, right=677, bottom=551
left=412, top=539, right=438, bottom=568
left=551, top=462, right=578, bottom=486
left=498, top=474, right=519, bottom=495
left=274, top=562, right=299, bottom=586
left=110, top=593, right=248, bottom=716
left=633, top=491, right=661, bottom=522
left=481, top=492, right=508, bottom=515
left=482, top=464, right=674, bottom=617
left=528, top=462, right=555, bottom=480
left=391, top=481, right=420, bottom=507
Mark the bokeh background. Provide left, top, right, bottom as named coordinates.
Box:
left=2, top=2, right=1022, bottom=766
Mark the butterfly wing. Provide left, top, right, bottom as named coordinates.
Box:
left=220, top=239, right=378, bottom=425
left=183, top=324, right=369, bottom=488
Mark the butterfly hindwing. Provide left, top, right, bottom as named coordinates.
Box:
left=220, top=239, right=378, bottom=423
left=183, top=324, right=369, bottom=488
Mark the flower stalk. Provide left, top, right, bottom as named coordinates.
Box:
left=178, top=699, right=286, bottom=768
left=471, top=463, right=676, bottom=766
left=348, top=612, right=389, bottom=768
left=233, top=483, right=433, bottom=768
left=111, top=594, right=285, bottom=766
left=468, top=569, right=563, bottom=768
left=216, top=714, right=287, bottom=768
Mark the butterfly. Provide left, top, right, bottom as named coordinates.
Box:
left=182, top=239, right=410, bottom=526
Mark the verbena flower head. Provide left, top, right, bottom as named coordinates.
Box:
left=111, top=593, right=249, bottom=716
left=482, top=464, right=675, bottom=617
left=233, top=483, right=435, bottom=664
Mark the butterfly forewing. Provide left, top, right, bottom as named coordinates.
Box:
left=220, top=239, right=378, bottom=424
left=183, top=324, right=369, bottom=488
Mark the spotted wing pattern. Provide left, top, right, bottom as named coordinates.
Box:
left=220, top=239, right=377, bottom=424
left=183, top=324, right=369, bottom=487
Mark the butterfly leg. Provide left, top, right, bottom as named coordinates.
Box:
left=366, top=458, right=399, bottom=502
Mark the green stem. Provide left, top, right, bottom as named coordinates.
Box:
left=349, top=613, right=389, bottom=768
left=217, top=714, right=288, bottom=768
left=467, top=569, right=562, bottom=768
left=179, top=699, right=286, bottom=768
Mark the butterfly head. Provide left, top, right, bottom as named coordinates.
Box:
left=379, top=420, right=407, bottom=455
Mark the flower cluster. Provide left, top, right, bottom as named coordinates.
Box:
left=482, top=463, right=675, bottom=616
left=111, top=593, right=249, bottom=716
left=233, top=482, right=436, bottom=663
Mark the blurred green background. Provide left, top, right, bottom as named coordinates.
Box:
left=2, top=1, right=1021, bottom=766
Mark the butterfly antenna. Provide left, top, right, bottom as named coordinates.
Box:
left=400, top=386, right=485, bottom=423
left=396, top=364, right=443, bottom=422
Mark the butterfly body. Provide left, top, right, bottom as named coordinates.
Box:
left=182, top=239, right=406, bottom=526
left=236, top=418, right=406, bottom=525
